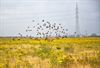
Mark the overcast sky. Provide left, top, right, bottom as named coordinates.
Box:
left=0, top=0, right=100, bottom=36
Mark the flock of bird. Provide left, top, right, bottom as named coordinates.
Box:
left=19, top=20, right=68, bottom=38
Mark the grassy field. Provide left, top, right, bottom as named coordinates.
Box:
left=0, top=37, right=100, bottom=68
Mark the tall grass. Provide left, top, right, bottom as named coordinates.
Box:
left=0, top=37, right=100, bottom=68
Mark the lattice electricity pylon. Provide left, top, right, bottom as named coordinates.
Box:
left=75, top=0, right=80, bottom=37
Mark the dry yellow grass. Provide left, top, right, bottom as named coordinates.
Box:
left=0, top=37, right=100, bottom=68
